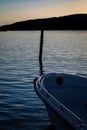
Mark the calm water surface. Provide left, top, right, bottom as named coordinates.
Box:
left=0, top=31, right=87, bottom=130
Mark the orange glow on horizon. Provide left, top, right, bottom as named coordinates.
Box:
left=0, top=0, right=87, bottom=26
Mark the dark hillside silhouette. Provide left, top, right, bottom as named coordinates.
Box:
left=0, top=14, right=87, bottom=31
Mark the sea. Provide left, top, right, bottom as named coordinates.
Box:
left=0, top=31, right=87, bottom=130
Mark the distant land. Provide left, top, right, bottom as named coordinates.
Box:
left=0, top=14, right=87, bottom=31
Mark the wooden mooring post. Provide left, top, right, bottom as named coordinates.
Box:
left=39, top=30, right=44, bottom=75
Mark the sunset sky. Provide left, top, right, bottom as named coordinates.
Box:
left=0, top=0, right=87, bottom=26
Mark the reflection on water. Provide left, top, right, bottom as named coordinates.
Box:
left=39, top=59, right=44, bottom=76
left=0, top=31, right=87, bottom=130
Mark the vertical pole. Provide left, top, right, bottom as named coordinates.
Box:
left=39, top=30, right=44, bottom=62
left=39, top=30, right=44, bottom=75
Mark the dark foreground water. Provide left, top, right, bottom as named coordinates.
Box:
left=0, top=31, right=87, bottom=130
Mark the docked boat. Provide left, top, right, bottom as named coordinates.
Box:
left=34, top=73, right=87, bottom=130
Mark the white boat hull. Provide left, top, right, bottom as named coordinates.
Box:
left=34, top=73, right=87, bottom=130
left=46, top=104, right=74, bottom=130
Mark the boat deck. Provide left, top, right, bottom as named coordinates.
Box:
left=50, top=89, right=87, bottom=121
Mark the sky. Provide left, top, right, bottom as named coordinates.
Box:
left=0, top=0, right=87, bottom=26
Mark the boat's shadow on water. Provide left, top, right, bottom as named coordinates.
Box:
left=47, top=124, right=56, bottom=130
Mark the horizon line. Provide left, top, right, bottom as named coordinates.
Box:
left=0, top=13, right=87, bottom=27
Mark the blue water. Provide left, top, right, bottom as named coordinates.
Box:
left=0, top=31, right=87, bottom=130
